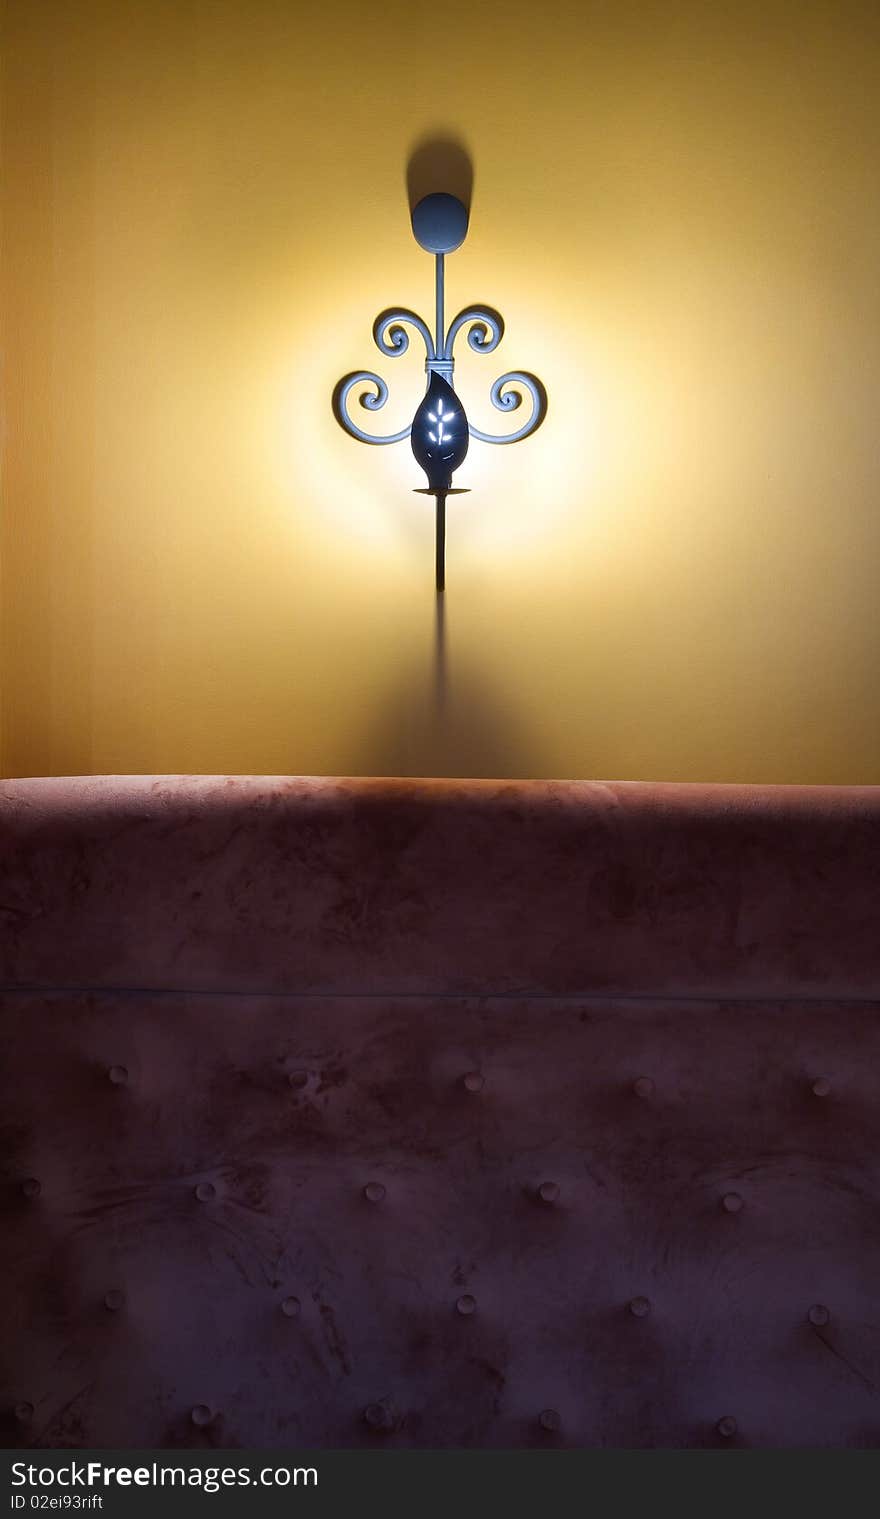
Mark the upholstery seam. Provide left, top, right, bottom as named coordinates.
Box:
left=0, top=983, right=878, bottom=1006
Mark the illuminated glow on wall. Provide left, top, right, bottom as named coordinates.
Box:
left=2, top=0, right=879, bottom=782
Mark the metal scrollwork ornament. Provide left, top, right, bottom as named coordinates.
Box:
left=333, top=192, right=547, bottom=590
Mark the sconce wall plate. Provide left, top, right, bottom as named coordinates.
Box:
left=333, top=192, right=547, bottom=591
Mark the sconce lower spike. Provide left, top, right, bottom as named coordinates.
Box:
left=435, top=492, right=446, bottom=594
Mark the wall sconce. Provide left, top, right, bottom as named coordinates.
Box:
left=333, top=193, right=547, bottom=591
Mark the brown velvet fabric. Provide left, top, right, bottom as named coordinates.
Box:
left=1, top=776, right=879, bottom=1449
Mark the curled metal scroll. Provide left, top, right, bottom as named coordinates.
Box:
left=333, top=303, right=546, bottom=448
left=467, top=371, right=548, bottom=444
left=444, top=305, right=504, bottom=361
left=332, top=373, right=411, bottom=445
left=333, top=308, right=434, bottom=444
left=373, top=308, right=436, bottom=363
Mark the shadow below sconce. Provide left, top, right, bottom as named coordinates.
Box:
left=351, top=634, right=543, bottom=780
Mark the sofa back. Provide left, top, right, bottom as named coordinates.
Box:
left=2, top=776, right=879, bottom=1448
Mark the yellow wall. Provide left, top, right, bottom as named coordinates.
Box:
left=2, top=0, right=879, bottom=782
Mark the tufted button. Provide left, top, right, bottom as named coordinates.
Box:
left=811, top=1078, right=831, bottom=1098
left=281, top=1296, right=301, bottom=1318
left=20, top=1178, right=41, bottom=1200
left=722, top=1192, right=744, bottom=1214
left=108, top=1065, right=129, bottom=1086
left=537, top=1181, right=559, bottom=1204
left=539, top=1408, right=560, bottom=1432
left=629, top=1296, right=651, bottom=1318
left=456, top=1294, right=477, bottom=1316
left=14, top=1402, right=34, bottom=1424
left=288, top=1070, right=309, bottom=1090
left=808, top=1304, right=830, bottom=1327
left=716, top=1415, right=737, bottom=1438
left=194, top=1182, right=216, bottom=1203
left=633, top=1076, right=655, bottom=1098
left=103, top=1289, right=125, bottom=1312
left=364, top=1401, right=395, bottom=1431
left=363, top=1182, right=386, bottom=1204
left=191, top=1405, right=214, bottom=1427
left=463, top=1072, right=484, bottom=1093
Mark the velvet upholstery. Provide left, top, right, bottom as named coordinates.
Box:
left=1, top=775, right=879, bottom=1449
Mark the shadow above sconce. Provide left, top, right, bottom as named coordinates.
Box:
left=406, top=132, right=474, bottom=220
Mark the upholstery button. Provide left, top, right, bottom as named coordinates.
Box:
left=808, top=1304, right=830, bottom=1327
left=463, top=1072, right=484, bottom=1093
left=629, top=1296, right=651, bottom=1318
left=537, top=1182, right=559, bottom=1204
left=288, top=1071, right=309, bottom=1090
left=191, top=1405, right=214, bottom=1427
left=456, top=1294, right=477, bottom=1316
left=364, top=1182, right=386, bottom=1203
left=716, top=1416, right=737, bottom=1438
left=14, top=1402, right=34, bottom=1424
left=364, top=1402, right=394, bottom=1431
left=281, top=1296, right=301, bottom=1318
left=104, top=1289, right=125, bottom=1312
left=21, top=1178, right=41, bottom=1200
left=811, top=1078, right=831, bottom=1098
left=722, top=1192, right=744, bottom=1213
left=633, top=1077, right=655, bottom=1098
left=539, top=1409, right=560, bottom=1432
left=108, top=1065, right=129, bottom=1086
left=194, top=1182, right=216, bottom=1203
